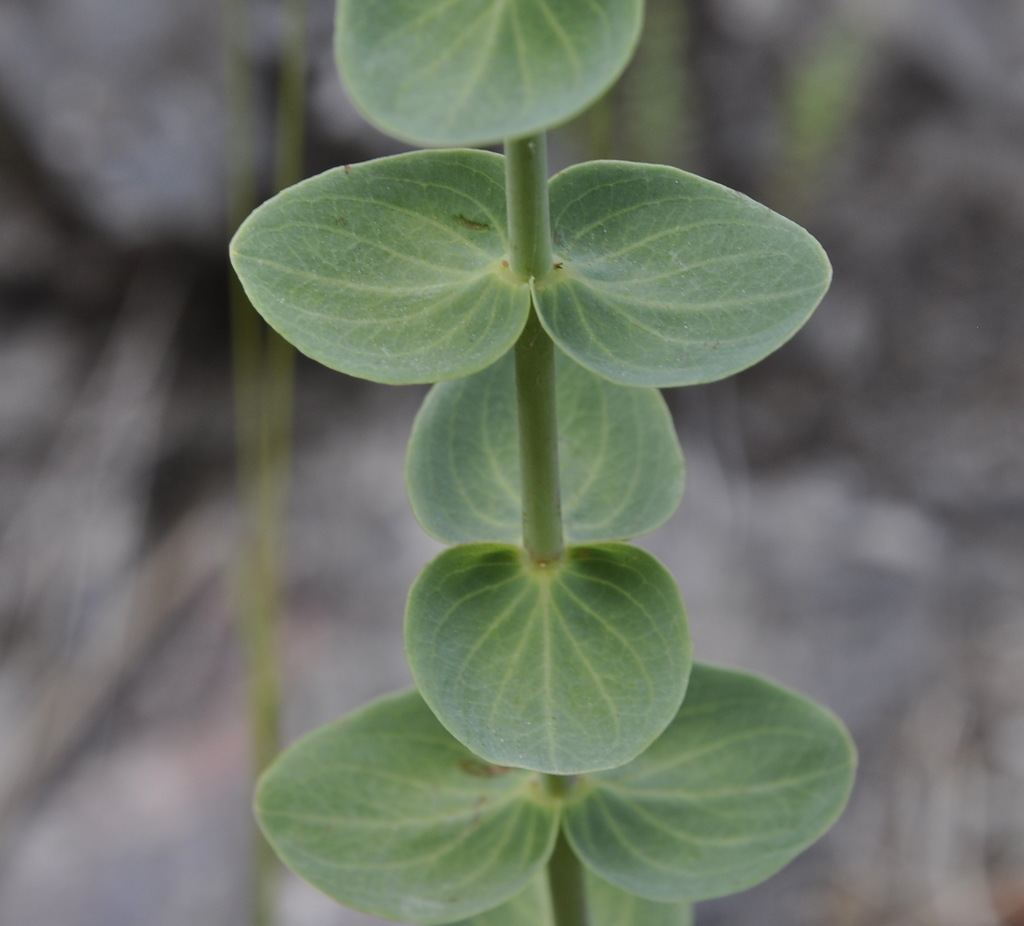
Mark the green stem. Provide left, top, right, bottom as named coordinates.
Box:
left=514, top=309, right=563, bottom=563
left=224, top=2, right=280, bottom=924
left=225, top=0, right=306, bottom=922
left=505, top=134, right=563, bottom=564
left=505, top=134, right=554, bottom=280
left=507, top=135, right=576, bottom=905
left=547, top=828, right=589, bottom=926
left=543, top=775, right=588, bottom=923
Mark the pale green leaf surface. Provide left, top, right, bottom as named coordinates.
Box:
left=443, top=867, right=693, bottom=926
left=230, top=150, right=529, bottom=385
left=255, top=690, right=559, bottom=924
left=406, top=543, right=691, bottom=775
left=406, top=350, right=684, bottom=544
left=564, top=663, right=856, bottom=901
left=443, top=872, right=553, bottom=926
left=585, top=869, right=694, bottom=926
left=335, top=0, right=644, bottom=146
left=536, top=161, right=832, bottom=386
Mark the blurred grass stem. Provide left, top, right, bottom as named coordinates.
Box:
left=225, top=0, right=306, bottom=923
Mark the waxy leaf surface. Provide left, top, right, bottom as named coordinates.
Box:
left=255, top=690, right=559, bottom=924
left=447, top=873, right=553, bottom=926
left=230, top=150, right=528, bottom=385
left=536, top=161, right=832, bottom=386
left=448, top=868, right=692, bottom=926
left=585, top=869, right=694, bottom=926
left=406, top=543, right=691, bottom=774
left=336, top=0, right=644, bottom=146
left=406, top=350, right=684, bottom=544
left=563, top=663, right=856, bottom=900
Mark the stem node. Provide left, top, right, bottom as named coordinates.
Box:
left=506, top=134, right=564, bottom=564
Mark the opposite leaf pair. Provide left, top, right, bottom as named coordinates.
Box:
left=231, top=129, right=850, bottom=926
left=405, top=349, right=690, bottom=773
left=229, top=149, right=830, bottom=390
left=255, top=664, right=854, bottom=925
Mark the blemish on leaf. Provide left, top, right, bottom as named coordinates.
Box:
left=335, top=216, right=347, bottom=225
left=501, top=259, right=509, bottom=268
left=455, top=214, right=491, bottom=231
left=553, top=262, right=564, bottom=270
left=469, top=795, right=488, bottom=828
left=459, top=759, right=513, bottom=778
left=343, top=164, right=351, bottom=174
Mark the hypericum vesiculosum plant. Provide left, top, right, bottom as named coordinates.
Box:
left=229, top=1, right=857, bottom=924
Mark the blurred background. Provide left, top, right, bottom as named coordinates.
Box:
left=0, top=0, right=1022, bottom=923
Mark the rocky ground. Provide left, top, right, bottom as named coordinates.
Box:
left=0, top=0, right=1022, bottom=924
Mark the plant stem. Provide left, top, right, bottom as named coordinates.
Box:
left=505, top=134, right=563, bottom=563
left=514, top=309, right=563, bottom=563
left=225, top=0, right=306, bottom=922
left=224, top=2, right=280, bottom=923
left=547, top=828, right=589, bottom=926
left=505, top=134, right=554, bottom=280
left=543, top=776, right=588, bottom=925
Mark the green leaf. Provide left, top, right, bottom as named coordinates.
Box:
left=406, top=350, right=684, bottom=545
left=254, top=690, right=560, bottom=924
left=585, top=869, right=694, bottom=926
left=444, top=873, right=554, bottom=926
left=335, top=0, right=644, bottom=146
left=536, top=161, right=832, bottom=387
left=563, top=663, right=856, bottom=901
left=230, top=150, right=529, bottom=385
left=445, top=867, right=693, bottom=926
left=405, top=543, right=692, bottom=775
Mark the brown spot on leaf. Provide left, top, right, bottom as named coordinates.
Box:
left=455, top=214, right=490, bottom=231
left=459, top=760, right=513, bottom=778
